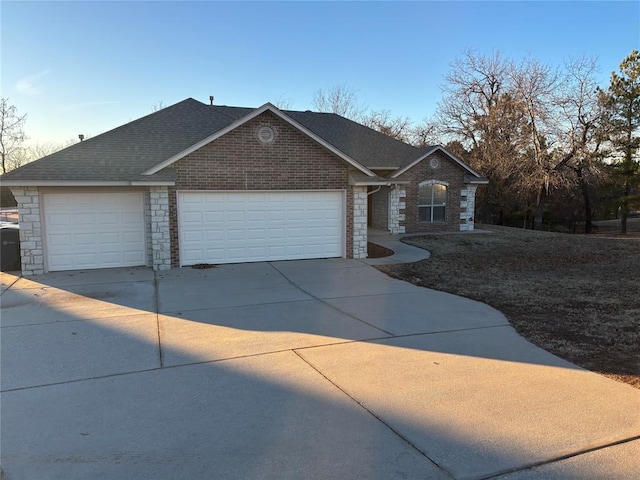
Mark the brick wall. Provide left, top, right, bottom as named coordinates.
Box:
left=369, top=187, right=389, bottom=229
left=396, top=152, right=466, bottom=233
left=168, top=111, right=356, bottom=266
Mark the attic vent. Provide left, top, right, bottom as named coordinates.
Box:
left=429, top=157, right=440, bottom=169
left=258, top=125, right=275, bottom=144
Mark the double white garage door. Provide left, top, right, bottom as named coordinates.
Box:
left=178, top=191, right=344, bottom=266
left=43, top=190, right=344, bottom=271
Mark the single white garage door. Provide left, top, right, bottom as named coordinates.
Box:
left=178, top=191, right=344, bottom=265
left=44, top=192, right=146, bottom=271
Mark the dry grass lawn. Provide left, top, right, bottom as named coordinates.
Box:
left=376, top=222, right=640, bottom=389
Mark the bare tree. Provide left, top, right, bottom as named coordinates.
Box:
left=435, top=50, right=535, bottom=225
left=361, top=109, right=412, bottom=142
left=311, top=84, right=367, bottom=120
left=273, top=95, right=294, bottom=110
left=435, top=50, right=613, bottom=230
left=510, top=57, right=565, bottom=229
left=151, top=101, right=165, bottom=112
left=556, top=58, right=606, bottom=233
left=410, top=118, right=441, bottom=147
left=0, top=98, right=27, bottom=173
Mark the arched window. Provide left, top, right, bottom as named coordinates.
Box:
left=418, top=182, right=447, bottom=222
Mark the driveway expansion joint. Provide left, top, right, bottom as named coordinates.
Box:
left=477, top=435, right=640, bottom=480
left=267, top=262, right=395, bottom=336
left=153, top=270, right=163, bottom=368
left=291, top=349, right=455, bottom=479
left=0, top=273, right=22, bottom=295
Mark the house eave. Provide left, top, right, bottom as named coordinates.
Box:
left=1, top=180, right=175, bottom=187
left=348, top=174, right=409, bottom=186
left=464, top=176, right=489, bottom=185
left=390, top=145, right=484, bottom=180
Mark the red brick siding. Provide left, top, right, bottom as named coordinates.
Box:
left=168, top=111, right=355, bottom=266
left=396, top=152, right=466, bottom=233
left=369, top=186, right=389, bottom=229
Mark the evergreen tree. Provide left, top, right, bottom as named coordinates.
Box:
left=600, top=50, right=640, bottom=234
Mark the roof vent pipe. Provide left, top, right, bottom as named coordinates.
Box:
left=209, top=95, right=214, bottom=106
left=78, top=134, right=85, bottom=142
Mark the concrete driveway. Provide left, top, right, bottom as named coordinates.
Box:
left=1, top=259, right=639, bottom=480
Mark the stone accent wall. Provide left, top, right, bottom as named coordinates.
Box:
left=459, top=185, right=478, bottom=231
left=10, top=186, right=44, bottom=275
left=395, top=152, right=465, bottom=233
left=169, top=110, right=355, bottom=267
left=388, top=187, right=406, bottom=234
left=149, top=186, right=171, bottom=270
left=352, top=186, right=367, bottom=258
left=144, top=190, right=152, bottom=267
left=369, top=187, right=389, bottom=229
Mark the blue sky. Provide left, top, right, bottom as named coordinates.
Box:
left=2, top=1, right=638, bottom=146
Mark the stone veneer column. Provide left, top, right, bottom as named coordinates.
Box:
left=388, top=187, right=406, bottom=234
left=10, top=187, right=44, bottom=275
left=149, top=186, right=171, bottom=270
left=459, top=185, right=478, bottom=231
left=352, top=186, right=367, bottom=258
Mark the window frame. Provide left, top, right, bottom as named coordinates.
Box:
left=418, top=181, right=448, bottom=223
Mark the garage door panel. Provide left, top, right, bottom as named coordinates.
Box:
left=122, top=231, right=143, bottom=243
left=44, top=192, right=146, bottom=271
left=123, top=251, right=145, bottom=263
left=47, top=214, right=71, bottom=226
left=178, top=191, right=344, bottom=265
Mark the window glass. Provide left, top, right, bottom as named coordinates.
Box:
left=418, top=183, right=447, bottom=223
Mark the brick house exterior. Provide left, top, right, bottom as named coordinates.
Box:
left=1, top=98, right=486, bottom=275
left=167, top=111, right=360, bottom=267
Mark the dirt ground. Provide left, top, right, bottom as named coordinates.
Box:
left=376, top=222, right=640, bottom=389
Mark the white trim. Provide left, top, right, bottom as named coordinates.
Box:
left=419, top=179, right=450, bottom=187
left=418, top=181, right=448, bottom=223
left=391, top=145, right=484, bottom=179
left=2, top=180, right=174, bottom=187
left=142, top=103, right=376, bottom=177
left=2, top=180, right=131, bottom=187
left=349, top=179, right=410, bottom=186
left=131, top=180, right=175, bottom=186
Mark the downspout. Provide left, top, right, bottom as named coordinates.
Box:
left=367, top=186, right=382, bottom=196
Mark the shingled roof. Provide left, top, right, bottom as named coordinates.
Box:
left=1, top=98, right=477, bottom=185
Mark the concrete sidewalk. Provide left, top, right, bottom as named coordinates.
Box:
left=362, top=228, right=432, bottom=265
left=1, top=260, right=639, bottom=480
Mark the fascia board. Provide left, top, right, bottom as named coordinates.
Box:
left=0, top=180, right=133, bottom=187
left=1, top=180, right=175, bottom=187
left=390, top=146, right=484, bottom=179
left=349, top=179, right=410, bottom=186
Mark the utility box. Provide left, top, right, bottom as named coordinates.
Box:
left=1, top=225, right=21, bottom=271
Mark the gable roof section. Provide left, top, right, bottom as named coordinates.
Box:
left=283, top=111, right=423, bottom=170
left=1, top=98, right=250, bottom=185
left=143, top=103, right=375, bottom=177
left=0, top=98, right=486, bottom=186
left=390, top=145, right=488, bottom=182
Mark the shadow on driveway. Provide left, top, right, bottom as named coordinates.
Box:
left=1, top=261, right=639, bottom=480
